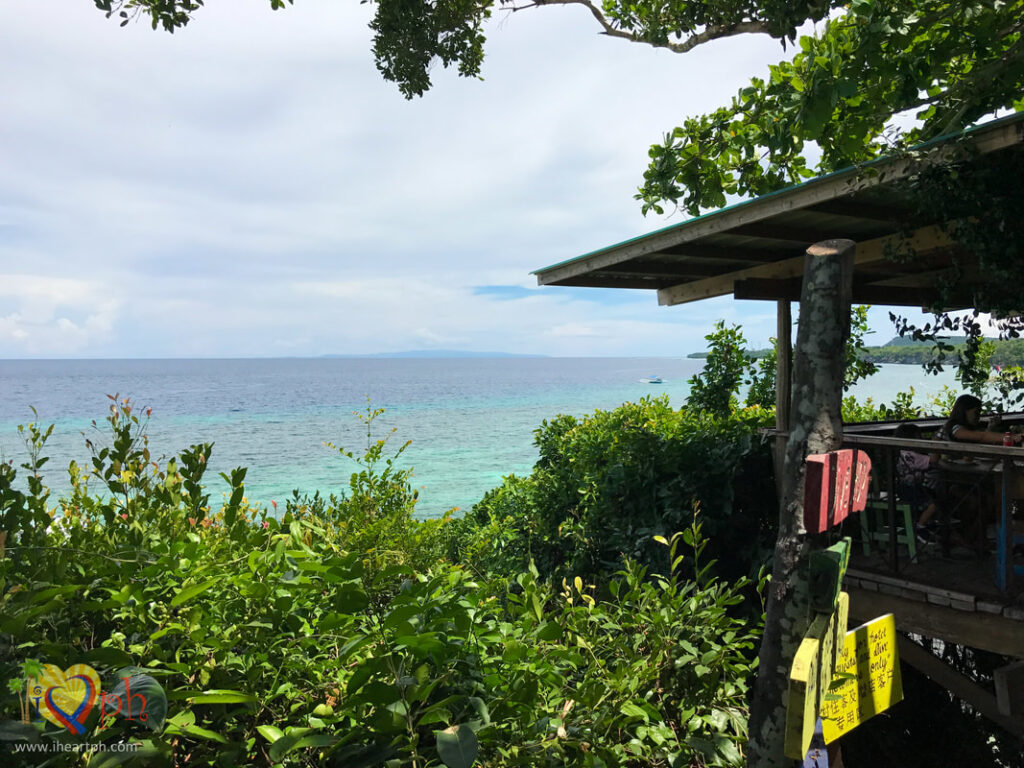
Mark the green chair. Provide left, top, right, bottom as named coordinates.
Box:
left=859, top=493, right=917, bottom=560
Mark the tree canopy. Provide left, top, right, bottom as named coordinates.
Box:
left=637, top=0, right=1024, bottom=215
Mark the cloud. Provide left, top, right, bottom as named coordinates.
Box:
left=0, top=275, right=121, bottom=355
left=0, top=0, right=807, bottom=358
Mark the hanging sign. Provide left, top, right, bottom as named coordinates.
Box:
left=820, top=614, right=903, bottom=743
left=804, top=449, right=871, bottom=533
left=784, top=592, right=850, bottom=758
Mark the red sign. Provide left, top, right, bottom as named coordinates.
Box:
left=804, top=449, right=871, bottom=533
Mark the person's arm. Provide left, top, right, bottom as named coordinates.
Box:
left=951, top=426, right=1024, bottom=445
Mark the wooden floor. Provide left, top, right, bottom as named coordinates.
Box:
left=843, top=539, right=1024, bottom=658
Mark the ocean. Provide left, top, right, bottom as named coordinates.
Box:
left=0, top=358, right=958, bottom=518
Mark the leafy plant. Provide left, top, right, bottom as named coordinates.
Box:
left=688, top=322, right=752, bottom=418
left=0, top=402, right=763, bottom=767
left=459, top=396, right=776, bottom=587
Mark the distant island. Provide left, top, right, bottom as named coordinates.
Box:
left=321, top=350, right=547, bottom=359
left=688, top=337, right=1024, bottom=367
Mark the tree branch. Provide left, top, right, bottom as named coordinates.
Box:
left=507, top=0, right=772, bottom=53
left=660, top=20, right=774, bottom=53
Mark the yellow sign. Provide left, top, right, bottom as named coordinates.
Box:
left=820, top=613, right=903, bottom=742
left=784, top=592, right=849, bottom=758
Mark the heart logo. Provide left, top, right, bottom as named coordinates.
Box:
left=29, top=663, right=101, bottom=734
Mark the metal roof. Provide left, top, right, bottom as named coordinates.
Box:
left=533, top=112, right=1024, bottom=308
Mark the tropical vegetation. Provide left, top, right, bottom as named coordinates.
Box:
left=1, top=394, right=765, bottom=767
left=5, top=319, right=1023, bottom=766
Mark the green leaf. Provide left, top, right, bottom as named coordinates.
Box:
left=318, top=612, right=352, bottom=632
left=334, top=583, right=369, bottom=613
left=24, top=584, right=82, bottom=605
left=337, top=633, right=374, bottom=663
left=466, top=696, right=490, bottom=726
left=620, top=702, right=649, bottom=721
left=536, top=621, right=563, bottom=641
left=187, top=689, right=258, bottom=704
left=417, top=708, right=451, bottom=726
left=165, top=710, right=195, bottom=727
left=329, top=744, right=396, bottom=767
left=0, top=720, right=40, bottom=742
left=268, top=728, right=333, bottom=761
left=170, top=578, right=219, bottom=608
left=85, top=647, right=135, bottom=667
left=436, top=724, right=478, bottom=768
left=108, top=673, right=167, bottom=730
left=257, top=724, right=285, bottom=743
left=393, top=633, right=444, bottom=655
left=172, top=724, right=228, bottom=743
left=715, top=733, right=743, bottom=764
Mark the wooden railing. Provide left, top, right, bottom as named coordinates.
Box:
left=841, top=433, right=1024, bottom=591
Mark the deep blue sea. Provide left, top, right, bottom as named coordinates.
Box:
left=0, top=358, right=957, bottom=518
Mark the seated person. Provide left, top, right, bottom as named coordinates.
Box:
left=938, top=394, right=1023, bottom=445
left=892, top=423, right=939, bottom=542
left=935, top=394, right=1024, bottom=546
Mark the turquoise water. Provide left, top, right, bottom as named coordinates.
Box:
left=0, top=358, right=957, bottom=518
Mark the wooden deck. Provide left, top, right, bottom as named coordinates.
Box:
left=844, top=544, right=1024, bottom=658
left=843, top=542, right=1024, bottom=735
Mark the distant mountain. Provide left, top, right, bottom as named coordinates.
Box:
left=877, top=336, right=948, bottom=347
left=687, top=335, right=1024, bottom=366
left=687, top=349, right=771, bottom=360
left=320, top=350, right=546, bottom=359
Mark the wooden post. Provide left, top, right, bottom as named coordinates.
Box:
left=995, top=660, right=1024, bottom=720
left=998, top=457, right=1013, bottom=592
left=747, top=240, right=855, bottom=767
left=886, top=448, right=898, bottom=573
left=774, top=300, right=792, bottom=502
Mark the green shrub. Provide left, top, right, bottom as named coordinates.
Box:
left=0, top=402, right=761, bottom=767
left=457, top=397, right=776, bottom=587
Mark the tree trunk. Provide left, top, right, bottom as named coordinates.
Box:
left=746, top=239, right=854, bottom=767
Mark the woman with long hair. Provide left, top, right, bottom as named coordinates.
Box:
left=939, top=394, right=1023, bottom=445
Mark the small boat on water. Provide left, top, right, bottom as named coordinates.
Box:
left=641, top=375, right=664, bottom=384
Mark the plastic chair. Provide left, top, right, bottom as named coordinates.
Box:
left=859, top=493, right=917, bottom=560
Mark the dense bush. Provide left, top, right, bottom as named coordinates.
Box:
left=454, top=397, right=777, bottom=587
left=0, top=401, right=761, bottom=767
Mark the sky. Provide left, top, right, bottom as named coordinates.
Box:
left=1, top=2, right=907, bottom=358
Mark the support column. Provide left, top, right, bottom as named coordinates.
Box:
left=747, top=240, right=855, bottom=767
left=774, top=300, right=792, bottom=502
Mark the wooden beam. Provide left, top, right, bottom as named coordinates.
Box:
left=658, top=225, right=954, bottom=306
left=551, top=276, right=665, bottom=289
left=805, top=198, right=908, bottom=223
left=849, top=250, right=956, bottom=278
left=847, top=586, right=1024, bottom=658
left=732, top=278, right=970, bottom=308
left=995, top=661, right=1024, bottom=718
left=657, top=243, right=786, bottom=262
left=618, top=259, right=749, bottom=278
left=843, top=433, right=1024, bottom=460
left=898, top=636, right=1024, bottom=738
left=774, top=300, right=791, bottom=504
left=730, top=221, right=854, bottom=244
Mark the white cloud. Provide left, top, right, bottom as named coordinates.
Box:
left=0, top=0, right=802, bottom=358
left=0, top=275, right=121, bottom=355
